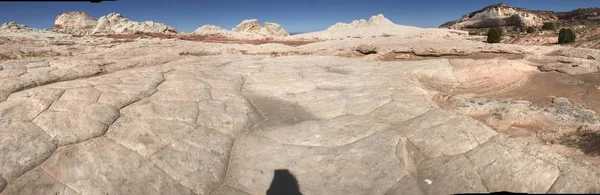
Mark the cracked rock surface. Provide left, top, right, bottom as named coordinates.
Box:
left=1, top=26, right=600, bottom=195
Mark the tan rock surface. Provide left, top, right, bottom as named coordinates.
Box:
left=1, top=16, right=600, bottom=194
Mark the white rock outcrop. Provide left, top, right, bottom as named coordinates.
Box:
left=232, top=19, right=289, bottom=37
left=0, top=21, right=30, bottom=32
left=192, top=25, right=229, bottom=35
left=290, top=14, right=465, bottom=40
left=327, top=14, right=395, bottom=30
left=53, top=11, right=97, bottom=35
left=92, top=13, right=177, bottom=34
left=232, top=19, right=261, bottom=33
left=440, top=4, right=549, bottom=29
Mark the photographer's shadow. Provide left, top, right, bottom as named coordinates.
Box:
left=266, top=169, right=302, bottom=195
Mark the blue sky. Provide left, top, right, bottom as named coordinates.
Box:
left=1, top=0, right=598, bottom=33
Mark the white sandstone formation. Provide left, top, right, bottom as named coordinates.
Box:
left=93, top=13, right=177, bottom=34
left=232, top=19, right=289, bottom=37
left=0, top=21, right=30, bottom=32
left=232, top=19, right=261, bottom=33
left=440, top=4, right=550, bottom=29
left=193, top=20, right=289, bottom=39
left=291, top=14, right=467, bottom=40
left=192, top=25, right=229, bottom=35
left=53, top=11, right=98, bottom=35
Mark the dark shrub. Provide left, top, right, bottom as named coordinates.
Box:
left=468, top=31, right=478, bottom=35
left=542, top=22, right=555, bottom=30
left=487, top=27, right=502, bottom=43
left=526, top=26, right=535, bottom=33
left=558, top=28, right=576, bottom=44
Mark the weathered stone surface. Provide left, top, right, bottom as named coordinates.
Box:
left=0, top=176, right=5, bottom=193
left=41, top=137, right=193, bottom=194
left=225, top=130, right=411, bottom=194
left=548, top=164, right=600, bottom=193
left=0, top=121, right=57, bottom=181
left=196, top=99, right=261, bottom=136
left=417, top=155, right=488, bottom=194
left=465, top=135, right=560, bottom=193
left=401, top=109, right=497, bottom=158
left=0, top=167, right=77, bottom=195
left=384, top=175, right=424, bottom=195
left=212, top=185, right=251, bottom=195
left=33, top=101, right=119, bottom=145
left=255, top=115, right=391, bottom=147
left=106, top=117, right=196, bottom=157
left=60, top=87, right=101, bottom=102
left=150, top=126, right=233, bottom=195
left=121, top=99, right=198, bottom=123
left=152, top=79, right=211, bottom=102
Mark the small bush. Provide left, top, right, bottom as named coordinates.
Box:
left=487, top=27, right=502, bottom=43
left=526, top=26, right=535, bottom=33
left=468, top=31, right=478, bottom=36
left=542, top=22, right=555, bottom=30
left=558, top=28, right=576, bottom=44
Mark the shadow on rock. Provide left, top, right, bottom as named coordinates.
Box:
left=266, top=169, right=302, bottom=195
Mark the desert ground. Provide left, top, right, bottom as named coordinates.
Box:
left=1, top=11, right=600, bottom=194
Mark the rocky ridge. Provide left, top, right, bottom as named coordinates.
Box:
left=440, top=4, right=550, bottom=29
left=0, top=22, right=31, bottom=32
left=290, top=14, right=468, bottom=40
left=52, top=11, right=176, bottom=35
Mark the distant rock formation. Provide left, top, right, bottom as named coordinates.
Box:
left=53, top=11, right=97, bottom=35
left=259, top=22, right=289, bottom=37
left=327, top=14, right=395, bottom=30
left=0, top=21, right=30, bottom=32
left=93, top=13, right=177, bottom=34
left=232, top=19, right=289, bottom=37
left=192, top=25, right=229, bottom=35
left=440, top=4, right=555, bottom=29
left=52, top=11, right=177, bottom=35
left=233, top=19, right=261, bottom=33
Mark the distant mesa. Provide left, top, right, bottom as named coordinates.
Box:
left=52, top=11, right=177, bottom=35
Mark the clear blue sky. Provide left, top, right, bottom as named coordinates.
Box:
left=1, top=0, right=598, bottom=33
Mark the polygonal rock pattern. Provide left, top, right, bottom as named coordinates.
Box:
left=0, top=167, right=77, bottom=195
left=0, top=121, right=57, bottom=181
left=225, top=130, right=414, bottom=195
left=401, top=109, right=497, bottom=158
left=150, top=126, right=234, bottom=195
left=2, top=29, right=599, bottom=195
left=33, top=100, right=119, bottom=145
left=40, top=137, right=194, bottom=195
left=465, top=135, right=561, bottom=193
